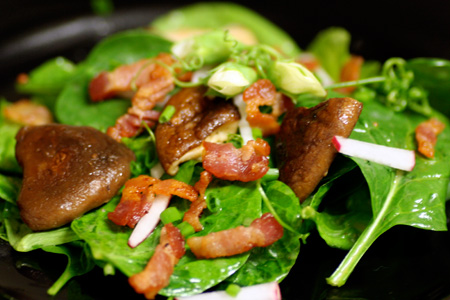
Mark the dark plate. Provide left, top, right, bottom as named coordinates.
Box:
left=1, top=1, right=450, bottom=299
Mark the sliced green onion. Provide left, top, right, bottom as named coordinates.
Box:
left=160, top=207, right=182, bottom=225
left=176, top=221, right=195, bottom=237
left=251, top=128, right=263, bottom=140
left=159, top=105, right=176, bottom=123
left=225, top=284, right=241, bottom=297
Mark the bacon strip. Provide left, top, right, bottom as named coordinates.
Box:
left=88, top=53, right=177, bottom=141
left=415, top=118, right=446, bottom=158
left=108, top=175, right=198, bottom=228
left=129, top=223, right=185, bottom=299
left=243, top=79, right=289, bottom=136
left=187, top=213, right=283, bottom=259
left=183, top=170, right=213, bottom=232
left=202, top=139, right=270, bottom=182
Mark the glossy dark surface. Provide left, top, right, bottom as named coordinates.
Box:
left=1, top=1, right=450, bottom=299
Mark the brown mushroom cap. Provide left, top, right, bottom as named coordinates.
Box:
left=156, top=87, right=240, bottom=175
left=15, top=124, right=135, bottom=231
left=276, top=97, right=363, bottom=202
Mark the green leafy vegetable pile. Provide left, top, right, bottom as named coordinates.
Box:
left=1, top=2, right=450, bottom=299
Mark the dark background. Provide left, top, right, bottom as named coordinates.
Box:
left=1, top=1, right=450, bottom=300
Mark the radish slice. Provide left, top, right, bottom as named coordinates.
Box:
left=233, top=94, right=253, bottom=144
left=128, top=194, right=171, bottom=248
left=128, top=162, right=168, bottom=248
left=175, top=282, right=281, bottom=300
left=332, top=136, right=416, bottom=171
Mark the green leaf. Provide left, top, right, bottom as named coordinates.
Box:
left=16, top=57, right=76, bottom=97
left=327, top=100, right=450, bottom=286
left=307, top=27, right=351, bottom=81
left=407, top=58, right=450, bottom=117
left=225, top=180, right=301, bottom=286
left=0, top=174, right=21, bottom=204
left=0, top=101, right=22, bottom=174
left=151, top=2, right=300, bottom=57
left=44, top=242, right=95, bottom=296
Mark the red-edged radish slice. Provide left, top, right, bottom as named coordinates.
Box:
left=128, top=194, right=171, bottom=248
left=332, top=136, right=416, bottom=171
left=175, top=282, right=281, bottom=300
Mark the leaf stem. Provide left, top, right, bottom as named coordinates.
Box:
left=325, top=76, right=386, bottom=90
left=326, top=171, right=402, bottom=286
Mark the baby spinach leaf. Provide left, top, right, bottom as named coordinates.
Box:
left=44, top=242, right=95, bottom=296
left=161, top=181, right=262, bottom=297
left=408, top=58, right=450, bottom=117
left=55, top=30, right=172, bottom=130
left=225, top=180, right=301, bottom=286
left=0, top=101, right=22, bottom=174
left=151, top=2, right=301, bottom=57
left=327, top=100, right=450, bottom=286
left=307, top=27, right=351, bottom=81
left=16, top=57, right=77, bottom=97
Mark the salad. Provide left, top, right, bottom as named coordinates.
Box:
left=1, top=2, right=450, bottom=299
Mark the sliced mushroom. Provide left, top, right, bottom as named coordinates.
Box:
left=276, top=97, right=363, bottom=202
left=15, top=124, right=135, bottom=231
left=155, top=87, right=240, bottom=175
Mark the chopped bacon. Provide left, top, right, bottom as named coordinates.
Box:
left=202, top=139, right=270, bottom=182
left=3, top=99, right=53, bottom=126
left=108, top=175, right=198, bottom=228
left=336, top=55, right=364, bottom=94
left=187, top=213, right=283, bottom=259
left=243, top=79, right=288, bottom=136
left=129, top=223, right=185, bottom=299
left=415, top=118, right=446, bottom=158
left=152, top=179, right=198, bottom=202
left=183, top=171, right=213, bottom=232
left=88, top=53, right=177, bottom=141
left=89, top=53, right=175, bottom=102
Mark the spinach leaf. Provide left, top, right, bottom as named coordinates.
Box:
left=55, top=30, right=172, bottom=130
left=408, top=58, right=450, bottom=117
left=0, top=174, right=21, bottom=204
left=16, top=57, right=76, bottom=96
left=225, top=180, right=301, bottom=286
left=327, top=100, right=450, bottom=286
left=0, top=100, right=22, bottom=174
left=44, top=242, right=95, bottom=296
left=161, top=180, right=262, bottom=296
left=307, top=27, right=351, bottom=81
left=151, top=2, right=301, bottom=57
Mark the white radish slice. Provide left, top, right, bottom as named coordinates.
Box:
left=128, top=194, right=171, bottom=248
left=233, top=94, right=253, bottom=144
left=175, top=282, right=281, bottom=300
left=128, top=162, right=168, bottom=248
left=332, top=136, right=416, bottom=171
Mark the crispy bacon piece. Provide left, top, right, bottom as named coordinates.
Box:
left=183, top=170, right=213, bottom=232
left=336, top=55, right=364, bottom=94
left=202, top=138, right=270, bottom=182
left=89, top=53, right=175, bottom=102
left=129, top=223, right=185, bottom=299
left=415, top=118, right=446, bottom=158
left=3, top=99, right=53, bottom=126
left=243, top=79, right=288, bottom=136
left=108, top=175, right=198, bottom=228
left=89, top=53, right=177, bottom=141
left=187, top=213, right=283, bottom=259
